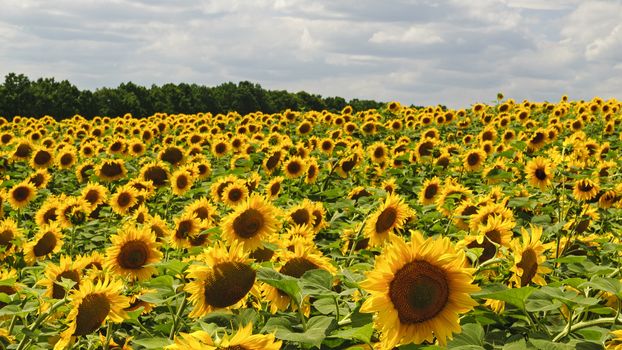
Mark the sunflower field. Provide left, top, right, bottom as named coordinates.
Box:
left=1, top=96, right=622, bottom=350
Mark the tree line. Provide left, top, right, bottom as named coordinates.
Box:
left=0, top=73, right=386, bottom=119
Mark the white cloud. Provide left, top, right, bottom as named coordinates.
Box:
left=0, top=0, right=620, bottom=108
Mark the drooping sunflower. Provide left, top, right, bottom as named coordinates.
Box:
left=23, top=223, right=64, bottom=265
left=524, top=157, right=555, bottom=190
left=222, top=182, right=249, bottom=208
left=39, top=255, right=87, bottom=299
left=53, top=277, right=129, bottom=350
left=7, top=181, right=37, bottom=210
left=167, top=323, right=281, bottom=350
left=185, top=242, right=258, bottom=317
left=35, top=197, right=61, bottom=227
left=509, top=225, right=551, bottom=287
left=419, top=177, right=441, bottom=205
left=0, top=218, right=23, bottom=260
left=109, top=185, right=140, bottom=216
left=310, top=201, right=328, bottom=233
left=140, top=161, right=170, bottom=187
left=573, top=178, right=600, bottom=201
left=364, top=193, right=414, bottom=247
left=221, top=194, right=280, bottom=251
left=159, top=145, right=185, bottom=167
left=105, top=224, right=162, bottom=281
left=360, top=232, right=479, bottom=348
left=263, top=238, right=336, bottom=313
left=96, top=159, right=127, bottom=182
left=27, top=169, right=52, bottom=189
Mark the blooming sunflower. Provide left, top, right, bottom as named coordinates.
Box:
left=184, top=197, right=217, bottom=226
left=524, top=157, right=555, bottom=190
left=573, top=178, right=600, bottom=201
left=7, top=181, right=37, bottom=210
left=263, top=238, right=336, bottom=313
left=463, top=149, right=487, bottom=172
left=170, top=168, right=195, bottom=196
left=109, top=185, right=140, bottom=216
left=360, top=232, right=479, bottom=348
left=435, top=180, right=473, bottom=217
left=105, top=224, right=162, bottom=281
left=265, top=176, right=284, bottom=200
left=364, top=193, right=414, bottom=247
left=0, top=217, right=22, bottom=259
left=54, top=277, right=129, bottom=350
left=171, top=213, right=201, bottom=249
left=222, top=182, right=249, bottom=207
left=305, top=157, right=320, bottom=184
left=167, top=323, right=281, bottom=350
left=23, top=223, right=64, bottom=265
left=463, top=215, right=514, bottom=264
left=418, top=177, right=441, bottom=206
left=96, top=159, right=127, bottom=182
left=509, top=225, right=551, bottom=287
left=282, top=156, right=307, bottom=179
left=29, top=146, right=55, bottom=169
left=27, top=169, right=52, bottom=189
left=221, top=194, right=280, bottom=251
left=140, top=161, right=170, bottom=187
left=39, top=255, right=87, bottom=299
left=185, top=242, right=258, bottom=317
left=287, top=199, right=315, bottom=227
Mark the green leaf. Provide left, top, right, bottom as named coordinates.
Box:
left=131, top=337, right=173, bottom=349
left=474, top=285, right=535, bottom=310
left=264, top=315, right=335, bottom=348
left=300, top=269, right=336, bottom=296
left=447, top=323, right=484, bottom=348
left=257, top=267, right=302, bottom=306
left=529, top=339, right=575, bottom=350
left=581, top=276, right=622, bottom=299
left=329, top=323, right=373, bottom=343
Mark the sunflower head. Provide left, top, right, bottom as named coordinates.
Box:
left=360, top=232, right=479, bottom=348
left=24, top=223, right=64, bottom=265
left=364, top=193, right=414, bottom=247
left=510, top=225, right=551, bottom=287
left=7, top=181, right=37, bottom=210
left=105, top=224, right=162, bottom=281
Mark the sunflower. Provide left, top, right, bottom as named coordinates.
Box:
left=435, top=180, right=472, bottom=217
left=184, top=197, right=217, bottom=226
left=145, top=214, right=170, bottom=243
left=364, top=193, right=414, bottom=247
left=463, top=149, right=487, bottom=172
left=76, top=161, right=95, bottom=183
left=305, top=158, right=320, bottom=184
left=80, top=182, right=108, bottom=211
left=170, top=169, right=195, bottom=196
left=124, top=288, right=155, bottom=315
left=140, top=161, right=170, bottom=187
left=35, top=197, right=61, bottom=227
left=210, top=175, right=240, bottom=203
left=468, top=202, right=515, bottom=232
left=211, top=139, right=231, bottom=158
left=0, top=218, right=22, bottom=259
left=27, top=169, right=52, bottom=189
left=0, top=268, right=19, bottom=308
left=105, top=224, right=162, bottom=281
left=221, top=194, right=280, bottom=251
left=263, top=238, right=335, bottom=313
left=360, top=232, right=479, bottom=348
left=171, top=213, right=201, bottom=249
left=54, top=277, right=129, bottom=350
left=159, top=145, right=185, bottom=167
left=282, top=156, right=307, bottom=179
left=525, top=157, right=555, bottom=190
left=56, top=197, right=91, bottom=228
left=30, top=146, right=55, bottom=169
left=39, top=255, right=87, bottom=299
left=310, top=201, right=328, bottom=233
left=23, top=223, right=64, bottom=265
left=265, top=176, right=284, bottom=200
left=262, top=149, right=283, bottom=175
left=7, top=181, right=37, bottom=210
left=573, top=178, right=600, bottom=201
left=128, top=138, right=146, bottom=157
left=368, top=142, right=389, bottom=163
left=167, top=323, right=281, bottom=350
left=287, top=199, right=315, bottom=227
left=185, top=242, right=258, bottom=317
left=96, top=159, right=127, bottom=182
left=56, top=148, right=77, bottom=169
left=222, top=182, right=249, bottom=207
left=463, top=215, right=514, bottom=264
left=419, top=177, right=441, bottom=205
left=109, top=185, right=140, bottom=216
left=509, top=225, right=551, bottom=287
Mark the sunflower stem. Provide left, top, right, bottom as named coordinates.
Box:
left=103, top=322, right=114, bottom=350
left=16, top=298, right=66, bottom=350
left=169, top=294, right=188, bottom=339
left=297, top=303, right=308, bottom=332
left=552, top=315, right=622, bottom=342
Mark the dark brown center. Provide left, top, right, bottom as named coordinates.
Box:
left=375, top=207, right=398, bottom=233
left=233, top=209, right=264, bottom=238
left=117, top=240, right=149, bottom=269
left=203, top=262, right=255, bottom=308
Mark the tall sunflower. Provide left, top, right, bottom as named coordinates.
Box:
left=54, top=277, right=129, bottom=350
left=524, top=157, right=555, bottom=190
left=185, top=242, right=258, bottom=317
left=221, top=194, right=280, bottom=251
left=167, top=323, right=281, bottom=350
left=105, top=224, right=162, bottom=281
left=510, top=225, right=551, bottom=287
left=364, top=193, right=414, bottom=247
left=7, top=181, right=37, bottom=210
left=0, top=218, right=22, bottom=260
left=39, top=255, right=87, bottom=299
left=360, top=232, right=479, bottom=348
left=23, top=223, right=64, bottom=265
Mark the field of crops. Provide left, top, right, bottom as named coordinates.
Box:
left=1, top=97, right=622, bottom=349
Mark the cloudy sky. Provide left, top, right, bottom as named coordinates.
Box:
left=1, top=0, right=621, bottom=108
